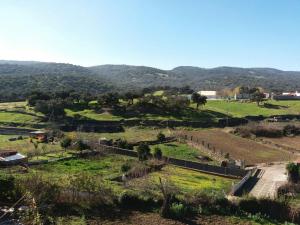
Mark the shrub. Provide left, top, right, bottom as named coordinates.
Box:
left=0, top=175, right=22, bottom=202
left=157, top=132, right=166, bottom=142
left=137, top=143, right=151, bottom=161
left=121, top=162, right=131, bottom=173
left=60, top=137, right=72, bottom=151
left=118, top=191, right=158, bottom=210
left=113, top=139, right=133, bottom=150
left=238, top=197, right=290, bottom=222
left=169, top=203, right=189, bottom=219
left=153, top=147, right=163, bottom=159
left=286, top=163, right=300, bottom=183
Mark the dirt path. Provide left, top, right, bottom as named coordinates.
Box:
left=249, top=163, right=288, bottom=199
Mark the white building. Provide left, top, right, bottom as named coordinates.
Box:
left=198, top=91, right=218, bottom=100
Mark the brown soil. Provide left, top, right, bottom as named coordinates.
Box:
left=86, top=211, right=254, bottom=225
left=179, top=129, right=293, bottom=165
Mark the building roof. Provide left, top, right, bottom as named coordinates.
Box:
left=30, top=130, right=46, bottom=134
left=0, top=152, right=26, bottom=162
left=198, top=91, right=217, bottom=96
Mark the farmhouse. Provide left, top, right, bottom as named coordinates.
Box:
left=198, top=91, right=218, bottom=100
left=273, top=91, right=300, bottom=100
left=0, top=150, right=27, bottom=166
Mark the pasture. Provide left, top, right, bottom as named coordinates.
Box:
left=205, top=100, right=300, bottom=117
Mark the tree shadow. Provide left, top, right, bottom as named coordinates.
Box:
left=263, top=103, right=289, bottom=109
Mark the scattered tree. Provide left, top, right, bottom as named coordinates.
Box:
left=157, top=132, right=166, bottom=142
left=137, top=143, right=151, bottom=161
left=286, top=163, right=299, bottom=183
left=191, top=92, right=207, bottom=109
left=153, top=147, right=163, bottom=160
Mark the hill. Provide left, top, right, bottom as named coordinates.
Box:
left=90, top=65, right=300, bottom=91
left=0, top=61, right=112, bottom=101
left=1, top=60, right=300, bottom=102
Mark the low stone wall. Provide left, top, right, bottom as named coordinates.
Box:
left=231, top=169, right=253, bottom=195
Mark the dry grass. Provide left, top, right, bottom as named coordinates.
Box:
left=180, top=129, right=294, bottom=165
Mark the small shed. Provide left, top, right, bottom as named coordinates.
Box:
left=0, top=151, right=27, bottom=166
left=30, top=130, right=47, bottom=142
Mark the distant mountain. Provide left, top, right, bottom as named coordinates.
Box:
left=90, top=65, right=300, bottom=92
left=1, top=60, right=300, bottom=101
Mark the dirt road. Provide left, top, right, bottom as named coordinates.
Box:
left=249, top=163, right=288, bottom=199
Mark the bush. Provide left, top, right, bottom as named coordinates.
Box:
left=118, top=191, right=159, bottom=210
left=238, top=197, right=290, bottom=222
left=169, top=203, right=189, bottom=219
left=137, top=143, right=151, bottom=161
left=121, top=162, right=131, bottom=173
left=286, top=162, right=300, bottom=183
left=0, top=175, right=22, bottom=202
left=157, top=132, right=166, bottom=142
left=113, top=139, right=133, bottom=150
left=153, top=147, right=163, bottom=159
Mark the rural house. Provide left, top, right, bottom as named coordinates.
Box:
left=198, top=91, right=218, bottom=100
left=0, top=150, right=27, bottom=166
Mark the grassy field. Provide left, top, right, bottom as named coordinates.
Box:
left=0, top=134, right=62, bottom=154
left=205, top=100, right=300, bottom=117
left=0, top=101, right=42, bottom=126
left=128, top=165, right=236, bottom=194
left=1, top=153, right=235, bottom=194
left=66, top=127, right=172, bottom=143
left=150, top=141, right=216, bottom=163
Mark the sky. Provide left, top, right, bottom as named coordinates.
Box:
left=0, top=0, right=300, bottom=70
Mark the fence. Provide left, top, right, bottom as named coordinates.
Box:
left=97, top=144, right=247, bottom=178
left=175, top=132, right=227, bottom=162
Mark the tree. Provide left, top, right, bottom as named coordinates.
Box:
left=75, top=140, right=90, bottom=153
left=137, top=143, right=151, bottom=161
left=251, top=91, right=265, bottom=106
left=191, top=92, right=207, bottom=109
left=153, top=147, right=163, bottom=160
left=60, top=137, right=72, bottom=153
left=157, top=132, right=166, bottom=142
left=286, top=163, right=299, bottom=183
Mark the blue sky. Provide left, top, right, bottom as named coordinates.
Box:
left=0, top=0, right=299, bottom=70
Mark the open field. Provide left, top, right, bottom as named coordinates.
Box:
left=67, top=127, right=172, bottom=142
left=150, top=141, right=216, bottom=163
left=0, top=101, right=42, bottom=126
left=263, top=136, right=300, bottom=152
left=65, top=107, right=225, bottom=121
left=1, top=154, right=235, bottom=195
left=205, top=100, right=300, bottom=117
left=141, top=165, right=236, bottom=193
left=0, top=134, right=62, bottom=154
left=180, top=129, right=294, bottom=165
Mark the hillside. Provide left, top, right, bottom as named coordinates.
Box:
left=0, top=61, right=112, bottom=101
left=90, top=65, right=300, bottom=91
left=1, top=60, right=300, bottom=102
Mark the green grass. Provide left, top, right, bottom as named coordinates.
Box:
left=0, top=135, right=62, bottom=154
left=146, top=166, right=236, bottom=193
left=151, top=142, right=202, bottom=161
left=66, top=127, right=172, bottom=143
left=0, top=101, right=43, bottom=125
left=205, top=100, right=300, bottom=117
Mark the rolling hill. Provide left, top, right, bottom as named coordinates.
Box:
left=90, top=64, right=300, bottom=92
left=1, top=60, right=300, bottom=101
